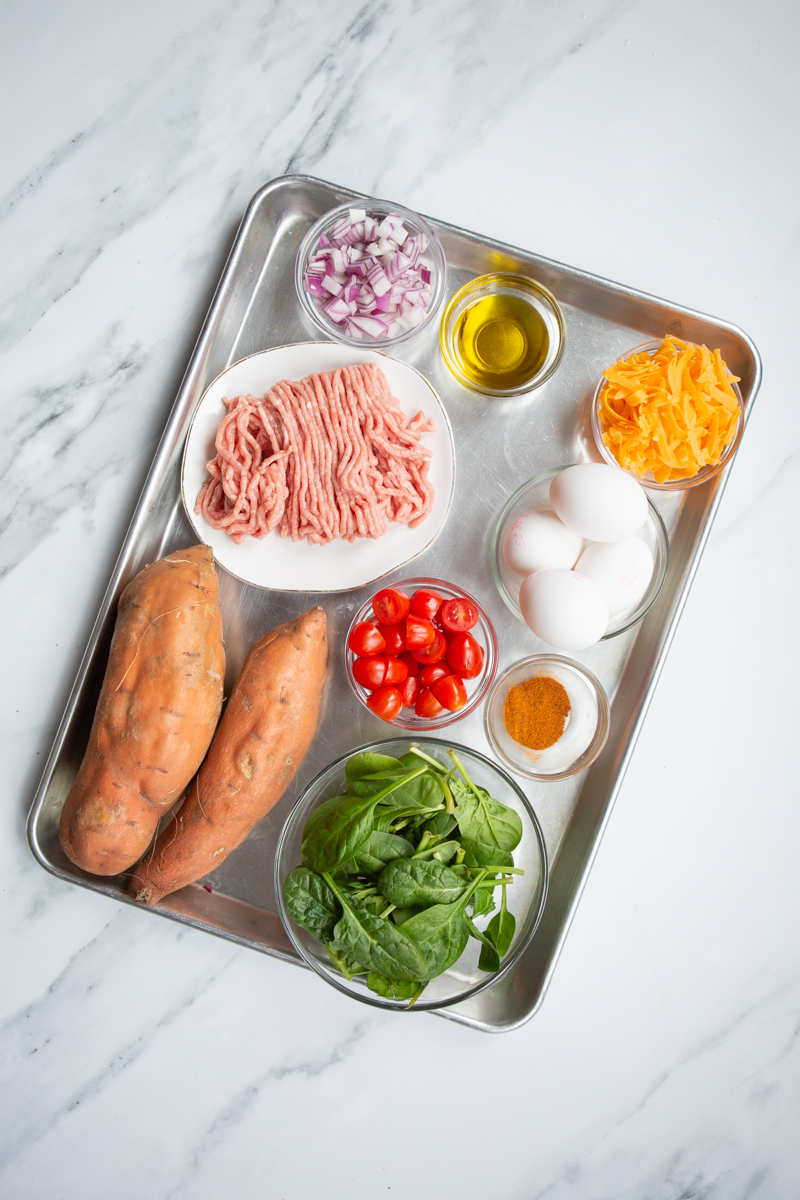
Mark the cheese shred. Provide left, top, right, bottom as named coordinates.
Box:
left=597, top=338, right=741, bottom=484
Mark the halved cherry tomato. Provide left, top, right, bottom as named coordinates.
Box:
left=447, top=631, right=484, bottom=679
left=398, top=651, right=420, bottom=678
left=367, top=686, right=403, bottom=722
left=406, top=614, right=436, bottom=649
left=377, top=622, right=405, bottom=656
left=410, top=589, right=443, bottom=621
left=432, top=674, right=467, bottom=712
left=440, top=598, right=479, bottom=633
left=419, top=662, right=449, bottom=688
left=399, top=674, right=419, bottom=707
left=382, top=656, right=408, bottom=685
left=348, top=621, right=385, bottom=656
left=411, top=629, right=448, bottom=665
left=373, top=587, right=410, bottom=625
left=415, top=687, right=445, bottom=718
left=352, top=655, right=387, bottom=689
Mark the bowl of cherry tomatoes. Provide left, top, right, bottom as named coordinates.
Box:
left=345, top=577, right=498, bottom=729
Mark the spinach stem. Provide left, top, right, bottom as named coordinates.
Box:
left=472, top=864, right=525, bottom=875
left=457, top=868, right=488, bottom=909
left=389, top=803, right=445, bottom=828
left=413, top=843, right=454, bottom=862
left=406, top=982, right=426, bottom=1009
left=447, top=749, right=478, bottom=796
left=415, top=831, right=435, bottom=855
left=406, top=746, right=448, bottom=774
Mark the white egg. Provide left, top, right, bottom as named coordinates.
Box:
left=519, top=569, right=609, bottom=650
left=549, top=463, right=648, bottom=542
left=575, top=536, right=654, bottom=616
left=503, top=510, right=584, bottom=577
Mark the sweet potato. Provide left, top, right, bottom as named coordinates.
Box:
left=59, top=544, right=225, bottom=876
left=129, top=606, right=327, bottom=906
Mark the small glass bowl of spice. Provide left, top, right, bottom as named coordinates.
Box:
left=484, top=655, right=609, bottom=781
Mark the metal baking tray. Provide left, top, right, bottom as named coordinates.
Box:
left=27, top=175, right=761, bottom=1032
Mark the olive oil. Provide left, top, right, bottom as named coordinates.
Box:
left=454, top=293, right=549, bottom=391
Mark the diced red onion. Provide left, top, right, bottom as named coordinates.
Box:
left=323, top=297, right=351, bottom=320
left=303, top=210, right=437, bottom=338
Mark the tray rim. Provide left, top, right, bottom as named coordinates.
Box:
left=26, top=172, right=762, bottom=1033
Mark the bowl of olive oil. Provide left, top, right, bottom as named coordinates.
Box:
left=439, top=273, right=566, bottom=397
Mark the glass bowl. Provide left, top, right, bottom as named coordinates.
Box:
left=491, top=466, right=669, bottom=641
left=295, top=199, right=447, bottom=350
left=591, top=339, right=746, bottom=491
left=439, top=272, right=566, bottom=398
left=345, top=577, right=498, bottom=730
left=275, top=736, right=549, bottom=1012
left=485, top=656, right=609, bottom=781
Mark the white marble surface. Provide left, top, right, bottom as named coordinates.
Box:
left=2, top=0, right=799, bottom=1195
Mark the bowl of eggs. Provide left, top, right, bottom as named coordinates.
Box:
left=491, top=464, right=669, bottom=650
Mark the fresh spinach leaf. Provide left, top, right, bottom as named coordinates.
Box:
left=476, top=943, right=501, bottom=973
left=345, top=753, right=404, bottom=787
left=355, top=831, right=414, bottom=874
left=424, top=811, right=458, bottom=839
left=350, top=772, right=408, bottom=800
left=470, top=884, right=496, bottom=918
left=373, top=771, right=443, bottom=811
left=451, top=778, right=523, bottom=856
left=378, top=858, right=468, bottom=908
left=401, top=867, right=489, bottom=980
left=302, top=794, right=378, bottom=874
left=460, top=838, right=514, bottom=870
left=326, top=879, right=429, bottom=982
left=304, top=768, right=427, bottom=873
left=486, top=888, right=516, bottom=957
left=401, top=901, right=470, bottom=980
left=329, top=856, right=362, bottom=877
left=466, top=915, right=501, bottom=972
left=284, top=867, right=340, bottom=941
left=367, top=973, right=426, bottom=1003
left=390, top=906, right=425, bottom=925
left=301, top=793, right=350, bottom=858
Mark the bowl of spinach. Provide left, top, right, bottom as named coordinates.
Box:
left=275, top=738, right=548, bottom=1011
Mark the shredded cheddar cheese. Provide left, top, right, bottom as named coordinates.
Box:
left=597, top=338, right=741, bottom=484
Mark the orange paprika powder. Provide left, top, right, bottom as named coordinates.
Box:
left=503, top=675, right=570, bottom=750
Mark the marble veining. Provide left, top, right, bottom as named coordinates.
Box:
left=2, top=0, right=799, bottom=1196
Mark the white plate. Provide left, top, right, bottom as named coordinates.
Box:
left=181, top=343, right=454, bottom=592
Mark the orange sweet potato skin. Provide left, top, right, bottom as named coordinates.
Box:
left=129, top=606, right=327, bottom=906
left=59, top=544, right=225, bottom=876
